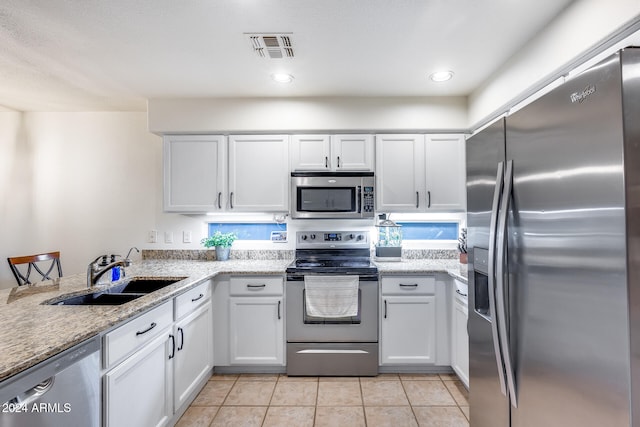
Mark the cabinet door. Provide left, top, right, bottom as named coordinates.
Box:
left=290, top=135, right=331, bottom=170
left=174, top=303, right=213, bottom=409
left=163, top=135, right=226, bottom=212
left=375, top=134, right=425, bottom=212
left=424, top=134, right=466, bottom=211
left=229, top=297, right=284, bottom=365
left=104, top=332, right=173, bottom=427
left=331, top=134, right=374, bottom=171
left=228, top=135, right=289, bottom=211
left=380, top=295, right=436, bottom=364
left=452, top=299, right=469, bottom=387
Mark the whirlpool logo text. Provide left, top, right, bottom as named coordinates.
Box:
left=570, top=85, right=596, bottom=103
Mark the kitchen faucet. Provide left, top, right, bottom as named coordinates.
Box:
left=86, top=247, right=140, bottom=287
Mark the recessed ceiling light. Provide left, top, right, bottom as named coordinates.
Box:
left=429, top=70, right=454, bottom=82
left=272, top=73, right=294, bottom=83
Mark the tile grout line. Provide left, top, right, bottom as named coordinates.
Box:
left=194, top=373, right=468, bottom=426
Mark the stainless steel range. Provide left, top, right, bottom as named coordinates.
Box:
left=286, top=230, right=379, bottom=376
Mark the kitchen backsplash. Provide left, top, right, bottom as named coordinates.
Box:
left=142, top=249, right=295, bottom=261
left=142, top=248, right=458, bottom=261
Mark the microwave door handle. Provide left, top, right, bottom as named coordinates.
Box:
left=357, top=186, right=362, bottom=213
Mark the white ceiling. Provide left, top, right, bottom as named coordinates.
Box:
left=0, top=0, right=577, bottom=112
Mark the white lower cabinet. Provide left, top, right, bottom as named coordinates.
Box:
left=105, top=332, right=173, bottom=427
left=104, top=301, right=174, bottom=427
left=381, top=295, right=436, bottom=364
left=228, top=276, right=284, bottom=365
left=174, top=301, right=213, bottom=409
left=451, top=283, right=469, bottom=387
left=229, top=297, right=284, bottom=364
left=103, top=281, right=213, bottom=427
left=379, top=275, right=450, bottom=366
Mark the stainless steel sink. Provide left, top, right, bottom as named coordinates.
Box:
left=49, top=292, right=143, bottom=306
left=45, top=276, right=187, bottom=306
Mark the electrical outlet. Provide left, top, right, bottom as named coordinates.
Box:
left=164, top=231, right=173, bottom=244
left=148, top=230, right=157, bottom=243
left=183, top=231, right=192, bottom=243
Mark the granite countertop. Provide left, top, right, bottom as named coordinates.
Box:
left=375, top=259, right=468, bottom=284
left=0, top=259, right=289, bottom=383
left=0, top=257, right=467, bottom=383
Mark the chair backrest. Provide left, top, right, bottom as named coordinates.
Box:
left=7, top=251, right=63, bottom=286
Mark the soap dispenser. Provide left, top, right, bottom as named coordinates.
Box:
left=110, top=254, right=121, bottom=281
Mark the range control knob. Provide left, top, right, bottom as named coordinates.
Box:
left=300, top=235, right=308, bottom=241
left=310, top=234, right=316, bottom=240
left=348, top=234, right=355, bottom=240
left=356, top=234, right=364, bottom=241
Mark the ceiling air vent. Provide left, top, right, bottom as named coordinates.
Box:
left=245, top=33, right=294, bottom=59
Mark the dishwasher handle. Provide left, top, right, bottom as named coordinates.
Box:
left=7, top=377, right=55, bottom=408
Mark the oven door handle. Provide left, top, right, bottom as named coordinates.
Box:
left=296, top=349, right=371, bottom=354
left=247, top=284, right=266, bottom=289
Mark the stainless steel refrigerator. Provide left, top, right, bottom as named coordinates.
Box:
left=466, top=48, right=640, bottom=427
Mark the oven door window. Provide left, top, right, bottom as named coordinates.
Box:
left=297, top=187, right=355, bottom=212
left=303, top=289, right=361, bottom=324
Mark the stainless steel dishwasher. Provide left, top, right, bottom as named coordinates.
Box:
left=0, top=336, right=100, bottom=427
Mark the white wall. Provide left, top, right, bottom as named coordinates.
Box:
left=0, top=112, right=160, bottom=289
left=468, top=0, right=640, bottom=128
left=148, top=96, right=468, bottom=134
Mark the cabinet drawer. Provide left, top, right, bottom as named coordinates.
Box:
left=453, top=279, right=468, bottom=307
left=104, top=300, right=173, bottom=369
left=230, top=276, right=283, bottom=296
left=175, top=280, right=211, bottom=319
left=381, top=276, right=435, bottom=295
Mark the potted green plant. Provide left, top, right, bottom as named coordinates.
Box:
left=201, top=231, right=237, bottom=261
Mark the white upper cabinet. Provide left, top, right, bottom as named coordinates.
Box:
left=375, top=134, right=425, bottom=212
left=376, top=133, right=466, bottom=212
left=163, top=134, right=289, bottom=213
left=290, top=135, right=331, bottom=170
left=330, top=134, right=374, bottom=170
left=228, top=135, right=289, bottom=211
left=291, top=134, right=374, bottom=171
left=425, top=134, right=466, bottom=211
left=163, top=135, right=227, bottom=212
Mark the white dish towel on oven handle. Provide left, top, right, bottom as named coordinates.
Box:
left=304, top=275, right=359, bottom=318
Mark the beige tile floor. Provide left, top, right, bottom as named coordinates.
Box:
left=177, top=372, right=469, bottom=427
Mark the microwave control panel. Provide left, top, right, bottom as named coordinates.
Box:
left=362, top=186, right=375, bottom=213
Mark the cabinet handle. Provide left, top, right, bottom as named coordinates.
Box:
left=399, top=283, right=419, bottom=288
left=247, top=284, right=266, bottom=289
left=191, top=293, right=204, bottom=302
left=135, top=322, right=157, bottom=336
left=384, top=300, right=388, bottom=319
left=325, top=156, right=329, bottom=168
left=217, top=192, right=222, bottom=209
left=278, top=300, right=281, bottom=320
left=456, top=289, right=468, bottom=297
left=177, top=327, right=184, bottom=351
left=428, top=191, right=431, bottom=208
left=230, top=192, right=234, bottom=209
left=337, top=156, right=341, bottom=168
left=416, top=192, right=419, bottom=208
left=168, top=334, right=175, bottom=359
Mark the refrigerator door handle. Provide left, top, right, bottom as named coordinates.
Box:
left=488, top=161, right=507, bottom=396
left=496, top=159, right=518, bottom=409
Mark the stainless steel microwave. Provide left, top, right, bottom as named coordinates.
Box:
left=291, top=172, right=375, bottom=219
